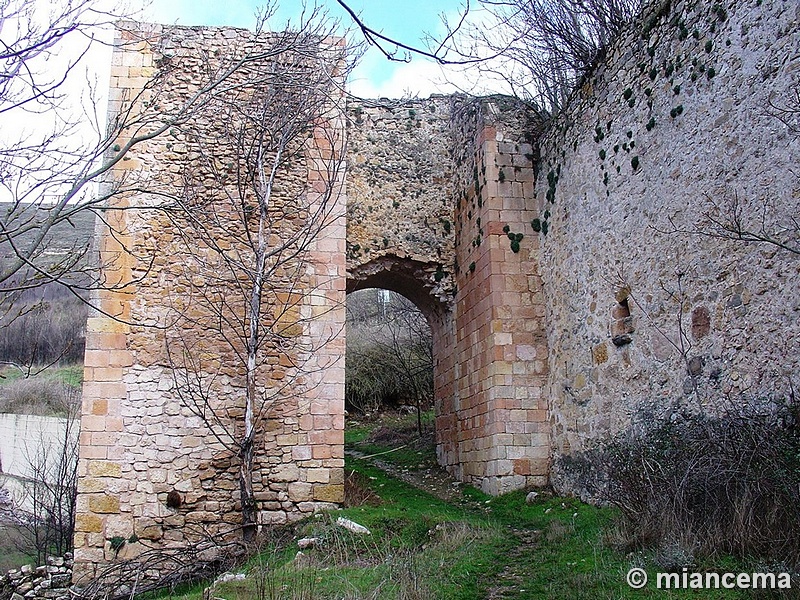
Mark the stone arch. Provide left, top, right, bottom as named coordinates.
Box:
left=346, top=255, right=457, bottom=474
left=346, top=255, right=452, bottom=327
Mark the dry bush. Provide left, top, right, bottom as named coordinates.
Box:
left=346, top=291, right=433, bottom=416
left=0, top=377, right=80, bottom=416
left=343, top=470, right=382, bottom=508
left=74, top=536, right=247, bottom=600
left=0, top=287, right=88, bottom=367
left=560, top=395, right=800, bottom=569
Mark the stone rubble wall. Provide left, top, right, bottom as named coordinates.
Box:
left=0, top=555, right=72, bottom=600
left=344, top=96, right=457, bottom=320
left=528, top=0, right=800, bottom=479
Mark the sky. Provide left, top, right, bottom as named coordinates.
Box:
left=136, top=0, right=474, bottom=98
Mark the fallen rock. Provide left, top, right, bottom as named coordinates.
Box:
left=297, top=537, right=320, bottom=550
left=336, top=517, right=371, bottom=535
left=525, top=491, right=539, bottom=504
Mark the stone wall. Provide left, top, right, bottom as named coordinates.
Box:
left=74, top=23, right=346, bottom=579
left=527, top=0, right=800, bottom=478
left=0, top=555, right=73, bottom=600
left=345, top=96, right=456, bottom=293
left=344, top=95, right=552, bottom=494
left=440, top=98, right=551, bottom=494
left=74, top=0, right=800, bottom=575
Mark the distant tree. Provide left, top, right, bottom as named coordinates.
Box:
left=346, top=291, right=433, bottom=433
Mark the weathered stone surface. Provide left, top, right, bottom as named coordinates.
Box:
left=312, top=484, right=344, bottom=503
left=543, top=0, right=800, bottom=477
left=88, top=495, right=120, bottom=514
left=87, top=461, right=121, bottom=478
left=287, top=482, right=313, bottom=502
left=74, top=514, right=103, bottom=534
left=75, top=0, right=800, bottom=575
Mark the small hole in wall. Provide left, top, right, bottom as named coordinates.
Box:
left=166, top=490, right=183, bottom=509
left=611, top=292, right=634, bottom=347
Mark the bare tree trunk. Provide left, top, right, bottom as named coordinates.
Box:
left=238, top=438, right=256, bottom=543
left=161, top=9, right=352, bottom=543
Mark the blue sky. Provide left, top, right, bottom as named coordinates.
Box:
left=139, top=0, right=471, bottom=97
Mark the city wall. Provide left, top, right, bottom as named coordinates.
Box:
left=73, top=0, right=799, bottom=576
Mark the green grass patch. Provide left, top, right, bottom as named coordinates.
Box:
left=0, top=363, right=83, bottom=388
left=0, top=524, right=36, bottom=572
left=156, top=413, right=783, bottom=599
left=346, top=410, right=438, bottom=470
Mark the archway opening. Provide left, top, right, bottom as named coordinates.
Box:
left=345, top=288, right=433, bottom=435
left=345, top=256, right=456, bottom=477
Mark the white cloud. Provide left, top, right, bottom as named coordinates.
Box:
left=348, top=49, right=488, bottom=99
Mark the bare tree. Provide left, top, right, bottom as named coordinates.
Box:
left=447, top=0, right=641, bottom=114
left=0, top=0, right=131, bottom=294
left=346, top=291, right=433, bottom=433
left=337, top=0, right=641, bottom=114
left=160, top=9, right=351, bottom=543
left=1, top=1, right=332, bottom=310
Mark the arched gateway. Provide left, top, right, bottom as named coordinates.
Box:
left=74, top=0, right=800, bottom=577
left=73, top=23, right=549, bottom=576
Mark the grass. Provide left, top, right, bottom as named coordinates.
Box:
left=0, top=523, right=37, bottom=573
left=0, top=363, right=83, bottom=388
left=141, top=412, right=790, bottom=599
left=0, top=363, right=82, bottom=415
left=346, top=410, right=438, bottom=470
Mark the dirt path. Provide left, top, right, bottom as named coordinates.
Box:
left=484, top=527, right=543, bottom=599
left=347, top=448, right=544, bottom=599
left=345, top=448, right=469, bottom=503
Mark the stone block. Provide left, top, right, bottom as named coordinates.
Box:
left=260, top=511, right=287, bottom=525
left=78, top=478, right=107, bottom=494
left=271, top=464, right=300, bottom=482
left=329, top=468, right=345, bottom=485
left=312, top=484, right=344, bottom=503
left=105, top=514, right=133, bottom=537
left=88, top=494, right=120, bottom=514
left=292, top=445, right=312, bottom=461
left=306, top=468, right=330, bottom=483
left=81, top=445, right=108, bottom=459
left=288, top=482, right=313, bottom=502
left=312, top=445, right=332, bottom=459
left=185, top=511, right=217, bottom=524
left=75, top=514, right=103, bottom=533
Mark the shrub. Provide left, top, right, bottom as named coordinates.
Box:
left=558, top=395, right=800, bottom=568
left=345, top=291, right=433, bottom=416
left=0, top=377, right=80, bottom=416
